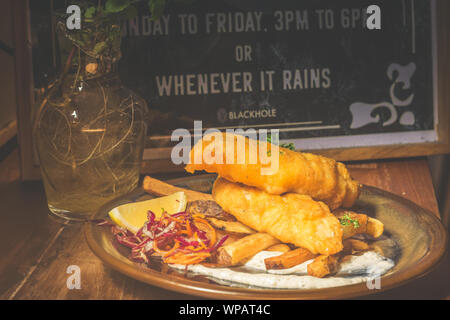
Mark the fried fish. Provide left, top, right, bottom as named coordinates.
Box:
left=185, top=132, right=360, bottom=209
left=212, top=177, right=343, bottom=255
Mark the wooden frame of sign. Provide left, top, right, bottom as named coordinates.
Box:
left=14, top=0, right=450, bottom=180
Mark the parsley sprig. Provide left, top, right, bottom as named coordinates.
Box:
left=339, top=213, right=360, bottom=229
left=266, top=134, right=296, bottom=151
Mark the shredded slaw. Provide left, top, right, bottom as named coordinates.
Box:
left=95, top=210, right=228, bottom=266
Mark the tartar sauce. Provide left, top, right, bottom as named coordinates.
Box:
left=170, top=250, right=394, bottom=289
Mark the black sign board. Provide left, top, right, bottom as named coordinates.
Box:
left=119, top=0, right=437, bottom=159
left=17, top=0, right=448, bottom=179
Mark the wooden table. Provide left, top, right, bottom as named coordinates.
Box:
left=0, top=149, right=448, bottom=300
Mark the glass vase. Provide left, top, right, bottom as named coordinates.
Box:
left=34, top=18, right=147, bottom=222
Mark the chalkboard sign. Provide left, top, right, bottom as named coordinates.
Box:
left=14, top=0, right=450, bottom=179
left=116, top=0, right=443, bottom=165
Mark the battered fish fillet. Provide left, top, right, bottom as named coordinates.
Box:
left=212, top=177, right=344, bottom=255
left=185, top=132, right=360, bottom=209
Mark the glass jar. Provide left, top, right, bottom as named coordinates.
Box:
left=34, top=18, right=147, bottom=222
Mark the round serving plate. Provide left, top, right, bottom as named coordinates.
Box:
left=84, top=174, right=448, bottom=299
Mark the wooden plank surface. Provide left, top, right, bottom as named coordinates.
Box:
left=348, top=159, right=440, bottom=216
left=0, top=121, right=17, bottom=149
left=0, top=181, right=64, bottom=299
left=0, top=153, right=448, bottom=299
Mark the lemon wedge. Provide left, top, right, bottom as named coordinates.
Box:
left=108, top=192, right=187, bottom=233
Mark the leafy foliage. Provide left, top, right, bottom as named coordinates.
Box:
left=84, top=6, right=96, bottom=18
left=54, top=0, right=198, bottom=91
left=266, top=134, right=296, bottom=151
left=339, top=214, right=360, bottom=229
left=105, top=0, right=132, bottom=13
left=57, top=0, right=191, bottom=63
left=148, top=0, right=167, bottom=20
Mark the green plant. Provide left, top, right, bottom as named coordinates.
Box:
left=266, top=134, right=296, bottom=151
left=339, top=213, right=360, bottom=229
left=57, top=0, right=194, bottom=64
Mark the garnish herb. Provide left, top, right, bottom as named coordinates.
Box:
left=339, top=213, right=360, bottom=229
left=266, top=134, right=295, bottom=151
left=280, top=143, right=295, bottom=151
